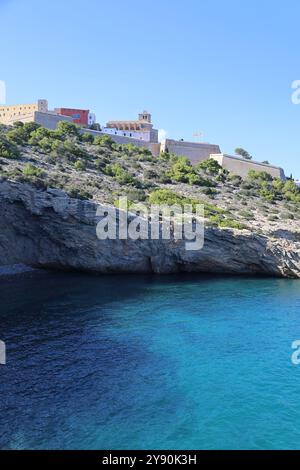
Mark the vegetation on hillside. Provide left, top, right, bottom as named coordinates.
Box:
left=0, top=121, right=299, bottom=232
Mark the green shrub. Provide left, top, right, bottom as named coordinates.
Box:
left=55, top=121, right=80, bottom=139
left=29, top=127, right=53, bottom=146
left=81, top=132, right=94, bottom=144
left=281, top=180, right=300, bottom=202
left=38, top=136, right=54, bottom=153
left=105, top=163, right=134, bottom=184
left=158, top=173, right=172, bottom=184
left=259, top=188, right=276, bottom=202
left=7, top=122, right=40, bottom=145
left=219, top=219, right=247, bottom=229
left=74, top=160, right=86, bottom=171
left=148, top=189, right=191, bottom=206
left=248, top=170, right=273, bottom=181
left=228, top=174, right=242, bottom=186
left=187, top=173, right=203, bottom=185
left=167, top=157, right=214, bottom=186
left=201, top=187, right=217, bottom=196
left=63, top=140, right=89, bottom=160
left=159, top=151, right=173, bottom=161
left=166, top=157, right=192, bottom=183
left=0, top=136, right=20, bottom=159
left=148, top=189, right=224, bottom=217
left=50, top=139, right=65, bottom=155
left=209, top=214, right=246, bottom=230
left=197, top=159, right=224, bottom=175
left=143, top=169, right=159, bottom=180
left=94, top=135, right=114, bottom=148
left=22, top=164, right=42, bottom=177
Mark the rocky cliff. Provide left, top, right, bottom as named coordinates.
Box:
left=1, top=179, right=300, bottom=278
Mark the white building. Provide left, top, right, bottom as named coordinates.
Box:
left=88, top=112, right=96, bottom=127
left=103, top=111, right=159, bottom=143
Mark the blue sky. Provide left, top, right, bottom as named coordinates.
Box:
left=1, top=0, right=300, bottom=176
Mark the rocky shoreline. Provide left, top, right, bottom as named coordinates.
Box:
left=0, top=180, right=299, bottom=278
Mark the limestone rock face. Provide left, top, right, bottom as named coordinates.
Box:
left=0, top=180, right=300, bottom=278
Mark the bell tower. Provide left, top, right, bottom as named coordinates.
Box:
left=138, top=110, right=151, bottom=123
left=37, top=99, right=48, bottom=113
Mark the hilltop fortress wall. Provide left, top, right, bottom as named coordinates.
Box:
left=210, top=154, right=285, bottom=180
left=34, top=111, right=73, bottom=129
left=161, top=139, right=221, bottom=165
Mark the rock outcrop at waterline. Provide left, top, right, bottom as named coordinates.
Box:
left=0, top=180, right=300, bottom=278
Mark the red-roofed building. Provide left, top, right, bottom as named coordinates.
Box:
left=54, top=107, right=89, bottom=127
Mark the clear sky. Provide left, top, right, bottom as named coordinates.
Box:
left=1, top=0, right=300, bottom=176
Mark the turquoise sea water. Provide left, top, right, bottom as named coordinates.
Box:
left=1, top=272, right=300, bottom=450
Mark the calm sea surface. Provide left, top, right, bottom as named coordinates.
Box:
left=1, top=271, right=300, bottom=450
